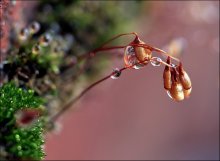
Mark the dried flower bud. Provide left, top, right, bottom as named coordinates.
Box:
left=178, top=63, right=192, bottom=90
left=168, top=81, right=184, bottom=101
left=133, top=37, right=152, bottom=64
left=168, top=70, right=184, bottom=101
left=163, top=57, right=172, bottom=90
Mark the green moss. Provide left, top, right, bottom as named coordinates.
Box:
left=0, top=83, right=45, bottom=160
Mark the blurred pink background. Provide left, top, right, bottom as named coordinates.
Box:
left=45, top=1, right=219, bottom=160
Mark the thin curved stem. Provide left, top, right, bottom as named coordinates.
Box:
left=152, top=46, right=180, bottom=62
left=149, top=58, right=176, bottom=69
left=50, top=56, right=149, bottom=122
left=77, top=45, right=127, bottom=61
left=130, top=43, right=181, bottom=63
left=77, top=32, right=138, bottom=61
left=50, top=74, right=111, bottom=122
left=100, top=32, right=138, bottom=48
left=93, top=45, right=127, bottom=53
left=50, top=66, right=128, bottom=122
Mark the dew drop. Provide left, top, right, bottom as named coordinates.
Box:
left=32, top=44, right=41, bottom=54
left=124, top=46, right=139, bottom=69
left=111, top=68, right=121, bottom=79
left=39, top=33, right=52, bottom=46
left=19, top=28, right=29, bottom=41
left=151, top=57, right=162, bottom=66
left=167, top=90, right=173, bottom=99
left=133, top=63, right=144, bottom=69
left=29, top=21, right=40, bottom=34
left=171, top=63, right=177, bottom=68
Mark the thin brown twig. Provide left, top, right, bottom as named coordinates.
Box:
left=130, top=43, right=181, bottom=63
left=99, top=32, right=137, bottom=48
left=76, top=32, right=137, bottom=61
left=50, top=66, right=127, bottom=122
left=50, top=55, right=151, bottom=122
left=50, top=33, right=182, bottom=122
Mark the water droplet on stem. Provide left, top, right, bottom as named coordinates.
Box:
left=111, top=68, right=121, bottom=79
left=151, top=57, right=162, bottom=66
left=124, top=46, right=139, bottom=69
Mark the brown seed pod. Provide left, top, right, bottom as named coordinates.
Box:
left=163, top=56, right=172, bottom=90
left=168, top=70, right=184, bottom=101
left=168, top=82, right=184, bottom=101
left=178, top=63, right=192, bottom=90
left=133, top=37, right=152, bottom=64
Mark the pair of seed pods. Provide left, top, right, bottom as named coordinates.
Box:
left=163, top=58, right=192, bottom=101
left=122, top=35, right=192, bottom=101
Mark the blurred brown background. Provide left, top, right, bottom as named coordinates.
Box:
left=45, top=1, right=219, bottom=160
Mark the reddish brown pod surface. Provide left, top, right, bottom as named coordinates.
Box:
left=178, top=63, right=192, bottom=90
left=163, top=57, right=172, bottom=90
left=133, top=37, right=152, bottom=65
left=164, top=62, right=192, bottom=101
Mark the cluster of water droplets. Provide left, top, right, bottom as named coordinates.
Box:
left=17, top=21, right=54, bottom=56
left=18, top=21, right=41, bottom=41
left=18, top=21, right=52, bottom=51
